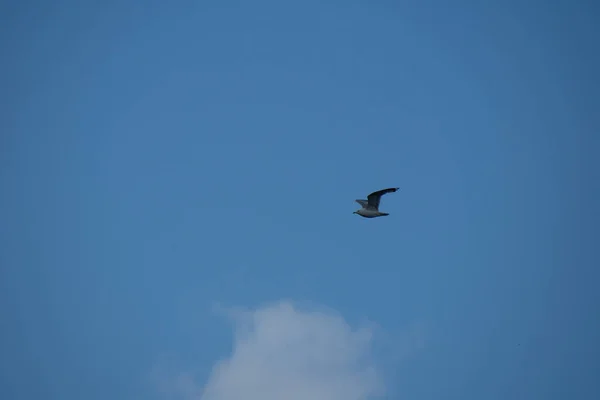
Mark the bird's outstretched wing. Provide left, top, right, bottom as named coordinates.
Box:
left=367, top=187, right=399, bottom=209
left=355, top=199, right=369, bottom=208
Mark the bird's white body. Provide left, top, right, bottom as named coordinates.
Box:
left=354, top=209, right=388, bottom=218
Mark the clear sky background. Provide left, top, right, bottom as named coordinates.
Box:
left=1, top=1, right=598, bottom=399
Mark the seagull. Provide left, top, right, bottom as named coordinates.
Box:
left=353, top=187, right=399, bottom=218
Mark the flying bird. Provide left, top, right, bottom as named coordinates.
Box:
left=353, top=187, right=399, bottom=218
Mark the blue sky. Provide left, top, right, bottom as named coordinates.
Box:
left=1, top=1, right=598, bottom=399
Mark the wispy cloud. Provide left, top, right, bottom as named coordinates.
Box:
left=158, top=300, right=387, bottom=400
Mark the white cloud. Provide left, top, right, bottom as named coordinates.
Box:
left=162, top=300, right=386, bottom=400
